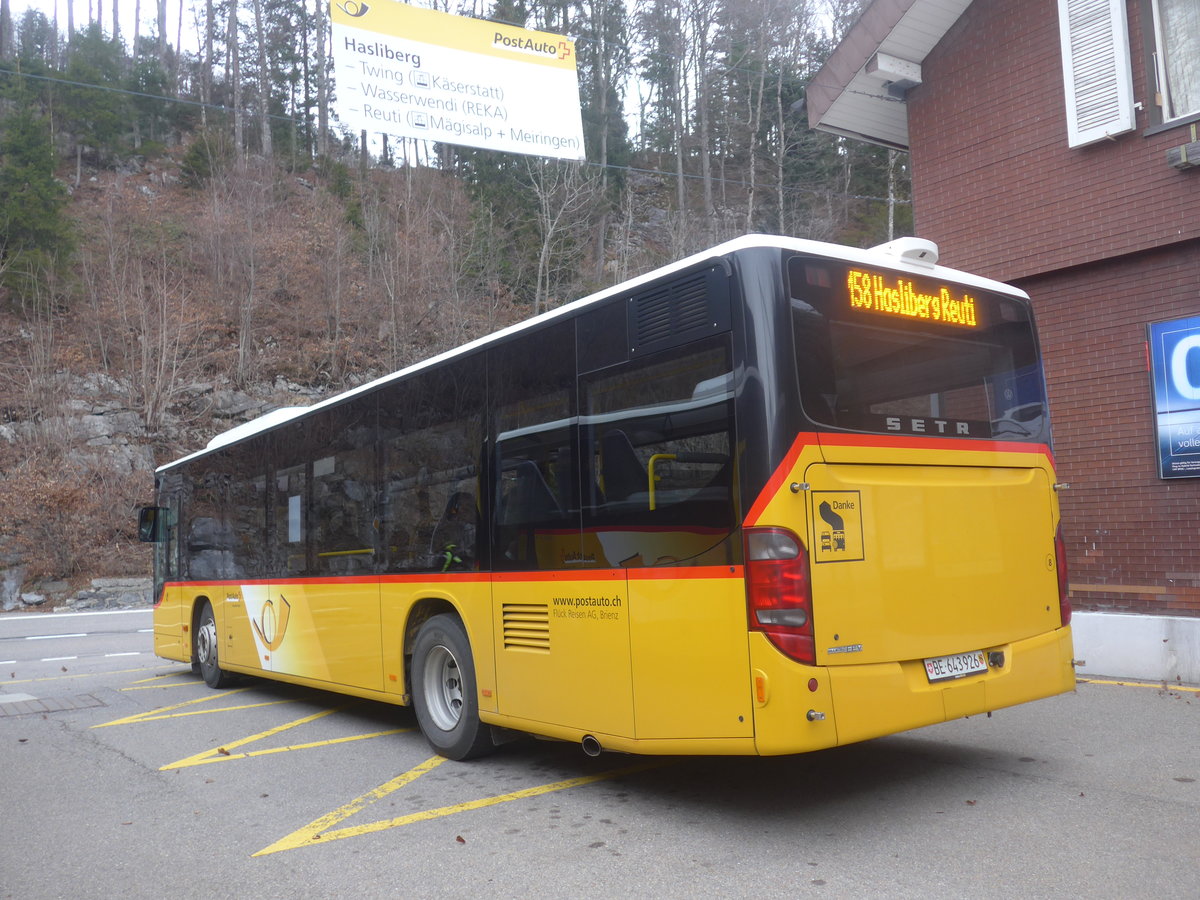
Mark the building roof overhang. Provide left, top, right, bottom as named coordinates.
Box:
left=806, top=0, right=973, bottom=151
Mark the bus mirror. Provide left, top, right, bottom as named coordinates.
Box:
left=138, top=506, right=168, bottom=543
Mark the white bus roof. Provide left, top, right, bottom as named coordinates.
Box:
left=158, top=234, right=1028, bottom=473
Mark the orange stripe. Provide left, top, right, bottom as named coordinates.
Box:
left=491, top=569, right=626, bottom=584
left=628, top=565, right=741, bottom=581
left=378, top=572, right=491, bottom=585
left=742, top=431, right=818, bottom=527
left=163, top=579, right=270, bottom=589
left=168, top=567, right=743, bottom=590
left=742, top=432, right=1055, bottom=528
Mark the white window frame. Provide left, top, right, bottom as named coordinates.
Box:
left=1149, top=0, right=1200, bottom=123
left=1056, top=0, right=1136, bottom=147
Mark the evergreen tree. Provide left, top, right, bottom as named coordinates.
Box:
left=0, top=105, right=72, bottom=304
left=14, top=8, right=58, bottom=66
left=59, top=25, right=131, bottom=169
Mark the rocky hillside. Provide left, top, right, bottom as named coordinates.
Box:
left=0, top=147, right=539, bottom=609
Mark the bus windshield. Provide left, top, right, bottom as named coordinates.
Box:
left=787, top=255, right=1048, bottom=442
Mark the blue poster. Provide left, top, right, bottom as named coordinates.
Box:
left=1148, top=315, right=1200, bottom=479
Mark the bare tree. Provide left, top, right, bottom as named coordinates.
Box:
left=525, top=159, right=602, bottom=314
left=200, top=0, right=213, bottom=125
left=251, top=0, right=272, bottom=157
left=0, top=0, right=13, bottom=59
left=315, top=0, right=328, bottom=157
left=228, top=1, right=243, bottom=154
left=683, top=0, right=718, bottom=239
left=80, top=197, right=206, bottom=430
left=156, top=0, right=166, bottom=68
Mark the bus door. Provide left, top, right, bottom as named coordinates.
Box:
left=492, top=572, right=634, bottom=738
left=488, top=320, right=636, bottom=737
left=149, top=480, right=185, bottom=661
left=490, top=423, right=636, bottom=738
left=259, top=424, right=384, bottom=693
left=582, top=337, right=751, bottom=741
left=220, top=457, right=271, bottom=674
left=626, top=566, right=752, bottom=741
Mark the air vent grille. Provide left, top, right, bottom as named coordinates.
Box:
left=635, top=286, right=674, bottom=345
left=628, top=264, right=730, bottom=356
left=673, top=277, right=710, bottom=332
left=502, top=603, right=550, bottom=652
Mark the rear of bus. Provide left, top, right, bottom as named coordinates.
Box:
left=740, top=243, right=1075, bottom=754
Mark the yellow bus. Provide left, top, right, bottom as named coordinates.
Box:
left=140, top=234, right=1075, bottom=760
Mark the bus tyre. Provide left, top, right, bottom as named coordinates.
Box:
left=412, top=614, right=493, bottom=761
left=195, top=602, right=235, bottom=689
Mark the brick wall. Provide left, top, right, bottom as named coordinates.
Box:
left=907, top=0, right=1200, bottom=282
left=1021, top=244, right=1200, bottom=617
left=902, top=0, right=1200, bottom=616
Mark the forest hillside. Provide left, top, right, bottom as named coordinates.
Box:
left=0, top=0, right=911, bottom=604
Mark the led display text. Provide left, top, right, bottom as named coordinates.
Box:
left=847, top=269, right=979, bottom=328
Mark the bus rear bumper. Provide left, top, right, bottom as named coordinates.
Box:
left=751, top=626, right=1076, bottom=755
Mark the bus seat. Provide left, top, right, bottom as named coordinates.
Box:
left=500, top=461, right=562, bottom=525
left=430, top=491, right=477, bottom=562
left=601, top=430, right=646, bottom=501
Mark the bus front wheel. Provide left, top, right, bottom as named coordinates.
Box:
left=195, top=601, right=235, bottom=689
left=411, top=614, right=493, bottom=760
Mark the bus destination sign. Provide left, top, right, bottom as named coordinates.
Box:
left=847, top=269, right=980, bottom=329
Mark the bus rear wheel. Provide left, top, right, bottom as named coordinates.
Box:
left=411, top=614, right=493, bottom=761
left=195, top=601, right=235, bottom=688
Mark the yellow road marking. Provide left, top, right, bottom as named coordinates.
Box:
left=4, top=665, right=174, bottom=686
left=1078, top=677, right=1200, bottom=694
left=161, top=705, right=408, bottom=770
left=255, top=755, right=448, bottom=856
left=107, top=699, right=297, bottom=726
left=176, top=728, right=410, bottom=767
left=92, top=688, right=285, bottom=728
left=254, top=758, right=665, bottom=857
left=121, top=679, right=207, bottom=691
left=128, top=670, right=194, bottom=685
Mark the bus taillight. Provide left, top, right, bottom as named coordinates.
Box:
left=1055, top=526, right=1071, bottom=626
left=745, top=527, right=815, bottom=665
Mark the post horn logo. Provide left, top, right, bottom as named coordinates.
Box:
left=252, top=595, right=292, bottom=651
left=336, top=1, right=369, bottom=17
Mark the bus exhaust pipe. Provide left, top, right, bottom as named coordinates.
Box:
left=581, top=735, right=602, bottom=757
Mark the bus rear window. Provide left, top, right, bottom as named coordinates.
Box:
left=787, top=256, right=1048, bottom=442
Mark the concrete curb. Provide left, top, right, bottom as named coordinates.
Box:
left=1072, top=611, right=1200, bottom=685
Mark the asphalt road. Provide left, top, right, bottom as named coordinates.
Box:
left=1, top=610, right=1197, bottom=899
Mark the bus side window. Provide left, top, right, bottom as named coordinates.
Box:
left=498, top=460, right=563, bottom=525
left=272, top=461, right=308, bottom=577
left=184, top=469, right=236, bottom=581
left=380, top=358, right=485, bottom=572
left=599, top=430, right=646, bottom=501
left=309, top=402, right=378, bottom=575
left=222, top=442, right=268, bottom=578
left=489, top=320, right=580, bottom=571
left=582, top=337, right=737, bottom=567
left=429, top=490, right=478, bottom=570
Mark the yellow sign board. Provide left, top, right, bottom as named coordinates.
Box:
left=811, top=491, right=865, bottom=563
left=330, top=0, right=585, bottom=160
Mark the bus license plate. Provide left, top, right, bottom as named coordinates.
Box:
left=924, top=650, right=988, bottom=683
